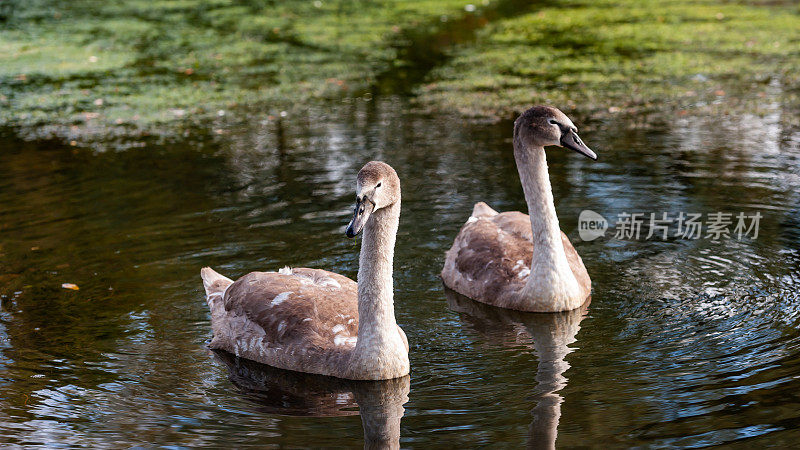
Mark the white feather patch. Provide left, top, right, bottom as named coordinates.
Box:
left=318, top=278, right=341, bottom=289
left=334, top=335, right=357, bottom=346
left=272, top=292, right=292, bottom=305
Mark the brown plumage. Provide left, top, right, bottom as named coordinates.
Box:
left=442, top=106, right=596, bottom=312
left=443, top=204, right=590, bottom=310
left=204, top=268, right=359, bottom=373
left=202, top=161, right=409, bottom=380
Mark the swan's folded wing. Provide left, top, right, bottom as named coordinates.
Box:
left=490, top=211, right=533, bottom=242
left=443, top=212, right=534, bottom=302
left=222, top=269, right=359, bottom=349
left=445, top=210, right=588, bottom=296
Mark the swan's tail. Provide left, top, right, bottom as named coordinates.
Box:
left=471, top=202, right=498, bottom=219
left=201, top=267, right=233, bottom=305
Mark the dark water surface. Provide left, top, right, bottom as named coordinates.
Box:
left=1, top=97, right=799, bottom=447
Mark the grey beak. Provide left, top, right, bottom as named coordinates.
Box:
left=345, top=197, right=374, bottom=238
left=561, top=130, right=597, bottom=160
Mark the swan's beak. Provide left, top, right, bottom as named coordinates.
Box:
left=345, top=197, right=374, bottom=238
left=561, top=130, right=597, bottom=160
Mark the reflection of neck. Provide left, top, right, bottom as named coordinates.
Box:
left=528, top=354, right=569, bottom=450
left=514, top=139, right=580, bottom=307
left=525, top=311, right=584, bottom=450
left=354, top=377, right=409, bottom=450
left=361, top=407, right=402, bottom=450
left=355, top=202, right=401, bottom=357
left=528, top=393, right=562, bottom=450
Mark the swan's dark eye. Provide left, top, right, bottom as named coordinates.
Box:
left=376, top=182, right=382, bottom=188
left=548, top=119, right=559, bottom=126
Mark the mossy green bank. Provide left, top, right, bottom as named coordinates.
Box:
left=0, top=0, right=468, bottom=140
left=419, top=0, right=800, bottom=120
left=1, top=0, right=799, bottom=142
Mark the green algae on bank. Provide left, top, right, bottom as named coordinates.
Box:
left=0, top=0, right=470, bottom=142
left=2, top=0, right=800, bottom=143
left=416, top=0, right=800, bottom=120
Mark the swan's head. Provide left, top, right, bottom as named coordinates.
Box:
left=345, top=161, right=400, bottom=237
left=514, top=105, right=597, bottom=160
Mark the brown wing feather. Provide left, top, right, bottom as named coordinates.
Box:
left=223, top=269, right=358, bottom=347
left=447, top=212, right=532, bottom=301
left=442, top=208, right=590, bottom=307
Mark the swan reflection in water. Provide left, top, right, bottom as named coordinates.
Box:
left=445, top=289, right=589, bottom=450
left=213, top=350, right=410, bottom=449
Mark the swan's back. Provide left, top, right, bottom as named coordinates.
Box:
left=441, top=203, right=590, bottom=310
left=203, top=267, right=360, bottom=376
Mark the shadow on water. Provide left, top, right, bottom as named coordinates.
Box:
left=445, top=288, right=589, bottom=450
left=213, top=350, right=409, bottom=449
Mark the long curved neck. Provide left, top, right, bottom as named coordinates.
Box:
left=513, top=140, right=575, bottom=292
left=356, top=201, right=400, bottom=349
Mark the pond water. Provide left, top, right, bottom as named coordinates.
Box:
left=1, top=95, right=799, bottom=447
